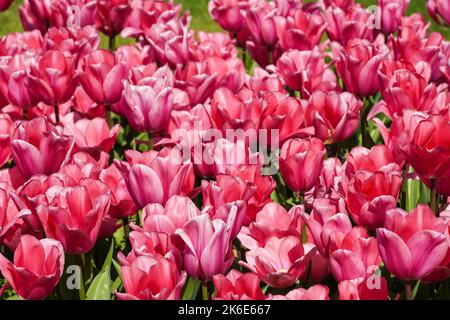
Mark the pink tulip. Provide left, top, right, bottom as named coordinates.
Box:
left=245, top=4, right=278, bottom=48
left=275, top=9, right=326, bottom=51
left=332, top=38, right=388, bottom=97
left=0, top=188, right=31, bottom=245
left=208, top=0, right=247, bottom=33
left=116, top=255, right=186, bottom=300
left=141, top=195, right=200, bottom=235
left=377, top=0, right=410, bottom=34
left=339, top=145, right=403, bottom=229
left=428, top=0, right=450, bottom=26
left=119, top=81, right=173, bottom=134
left=213, top=270, right=266, bottom=300
left=36, top=178, right=111, bottom=254
left=79, top=50, right=127, bottom=106
left=0, top=113, right=12, bottom=167
left=338, top=271, right=389, bottom=300
left=0, top=235, right=64, bottom=300
left=11, top=117, right=74, bottom=180
left=325, top=5, right=375, bottom=45
left=95, top=0, right=132, bottom=38
left=0, top=0, right=12, bottom=12
left=305, top=91, right=362, bottom=143
left=302, top=198, right=352, bottom=257
left=240, top=235, right=316, bottom=288
left=115, top=151, right=195, bottom=208
left=279, top=137, right=325, bottom=194
left=377, top=205, right=449, bottom=280
left=63, top=116, right=120, bottom=157
left=238, top=202, right=302, bottom=249
left=271, top=285, right=330, bottom=300
left=174, top=214, right=235, bottom=281
left=275, top=48, right=337, bottom=98
left=43, top=26, right=100, bottom=65
left=30, top=50, right=77, bottom=106
left=329, top=227, right=382, bottom=282
left=99, top=164, right=137, bottom=219
left=404, top=114, right=450, bottom=196
left=201, top=174, right=257, bottom=223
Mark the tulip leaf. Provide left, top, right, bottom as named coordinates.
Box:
left=101, top=240, right=114, bottom=272
left=86, top=267, right=112, bottom=300
left=182, top=277, right=201, bottom=300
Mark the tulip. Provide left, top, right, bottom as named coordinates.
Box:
left=245, top=4, right=278, bottom=48
left=0, top=0, right=12, bottom=12
left=95, top=0, right=132, bottom=39
left=302, top=198, right=352, bottom=257
left=213, top=270, right=266, bottom=300
left=325, top=5, right=375, bottom=45
left=428, top=0, right=450, bottom=26
left=0, top=188, right=31, bottom=245
left=279, top=137, right=325, bottom=194
left=377, top=0, right=410, bottom=34
left=0, top=114, right=12, bottom=168
left=79, top=50, right=127, bottom=106
left=115, top=151, right=195, bottom=208
left=0, top=235, right=64, bottom=300
left=404, top=114, right=450, bottom=196
left=377, top=205, right=449, bottom=280
left=99, top=164, right=136, bottom=219
left=63, top=116, right=120, bottom=157
left=116, top=255, right=187, bottom=300
left=275, top=9, right=326, bottom=51
left=275, top=48, right=337, bottom=98
left=338, top=271, right=389, bottom=300
left=119, top=81, right=173, bottom=134
left=11, top=117, right=74, bottom=180
left=208, top=0, right=247, bottom=33
left=36, top=178, right=111, bottom=254
left=6, top=70, right=51, bottom=110
left=30, top=50, right=77, bottom=108
left=174, top=214, right=235, bottom=281
left=238, top=202, right=302, bottom=249
left=329, top=227, right=382, bottom=282
left=332, top=38, right=388, bottom=97
left=339, top=145, right=403, bottom=229
left=271, top=285, right=330, bottom=300
left=240, top=235, right=316, bottom=288
left=141, top=195, right=200, bottom=235
left=305, top=91, right=363, bottom=143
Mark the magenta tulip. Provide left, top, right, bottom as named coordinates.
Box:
left=0, top=235, right=64, bottom=300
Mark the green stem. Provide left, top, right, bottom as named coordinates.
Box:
left=76, top=254, right=86, bottom=300
left=109, top=35, right=116, bottom=52
left=201, top=282, right=209, bottom=300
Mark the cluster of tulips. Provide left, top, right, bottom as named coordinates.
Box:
left=0, top=0, right=449, bottom=301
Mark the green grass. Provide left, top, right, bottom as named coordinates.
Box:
left=0, top=0, right=448, bottom=39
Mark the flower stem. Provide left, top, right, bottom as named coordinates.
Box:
left=405, top=282, right=412, bottom=300
left=430, top=179, right=438, bottom=215
left=54, top=104, right=60, bottom=124
left=109, top=35, right=116, bottom=52
left=201, top=282, right=209, bottom=300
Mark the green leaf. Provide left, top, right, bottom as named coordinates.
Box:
left=101, top=240, right=115, bottom=272
left=182, top=277, right=201, bottom=300
left=86, top=267, right=112, bottom=300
